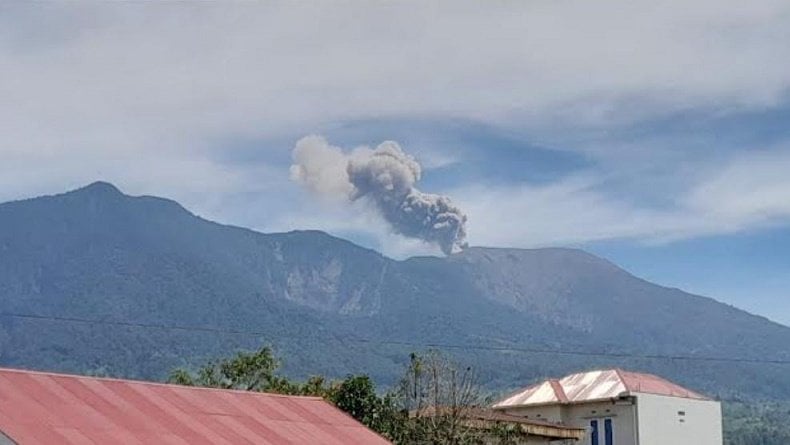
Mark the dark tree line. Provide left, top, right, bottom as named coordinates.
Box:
left=169, top=347, right=533, bottom=444
left=170, top=346, right=790, bottom=445
left=723, top=401, right=790, bottom=445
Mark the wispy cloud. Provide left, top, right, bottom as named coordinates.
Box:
left=684, top=149, right=790, bottom=229
left=2, top=1, right=790, bottom=159
left=453, top=148, right=790, bottom=249
left=261, top=197, right=446, bottom=258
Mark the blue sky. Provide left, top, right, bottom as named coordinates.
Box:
left=1, top=1, right=790, bottom=324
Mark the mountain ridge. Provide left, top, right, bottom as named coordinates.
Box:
left=1, top=182, right=789, bottom=400
left=18, top=181, right=784, bottom=325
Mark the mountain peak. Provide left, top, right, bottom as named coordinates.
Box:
left=82, top=181, right=123, bottom=194
left=73, top=181, right=124, bottom=196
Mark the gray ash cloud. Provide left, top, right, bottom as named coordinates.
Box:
left=290, top=136, right=467, bottom=255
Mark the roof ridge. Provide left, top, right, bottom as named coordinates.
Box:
left=0, top=367, right=325, bottom=401
left=612, top=368, right=629, bottom=389
left=643, top=374, right=709, bottom=400
left=491, top=379, right=545, bottom=408
left=548, top=379, right=569, bottom=403
left=613, top=368, right=711, bottom=401
left=492, top=368, right=712, bottom=408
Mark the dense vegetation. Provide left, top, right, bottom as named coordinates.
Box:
left=724, top=401, right=790, bottom=445
left=2, top=183, right=790, bottom=441
left=169, top=347, right=533, bottom=444
left=169, top=346, right=405, bottom=440
left=1, top=182, right=789, bottom=400
left=173, top=346, right=790, bottom=445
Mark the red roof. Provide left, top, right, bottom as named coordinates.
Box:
left=0, top=367, right=392, bottom=445
left=494, top=368, right=710, bottom=409
left=617, top=369, right=709, bottom=400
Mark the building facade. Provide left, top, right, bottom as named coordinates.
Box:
left=492, top=369, right=722, bottom=445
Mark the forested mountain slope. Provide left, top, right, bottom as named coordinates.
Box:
left=1, top=182, right=789, bottom=400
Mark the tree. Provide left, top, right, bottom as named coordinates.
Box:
left=396, top=350, right=487, bottom=444
left=168, top=346, right=534, bottom=444
left=723, top=401, right=790, bottom=445
left=168, top=346, right=404, bottom=440
left=332, top=375, right=406, bottom=440
left=168, top=346, right=294, bottom=392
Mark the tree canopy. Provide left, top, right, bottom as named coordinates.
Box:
left=170, top=346, right=790, bottom=445
left=169, top=347, right=539, bottom=444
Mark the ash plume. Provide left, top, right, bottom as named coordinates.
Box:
left=290, top=135, right=468, bottom=255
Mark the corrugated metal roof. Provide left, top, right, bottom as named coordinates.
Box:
left=492, top=368, right=710, bottom=409
left=0, top=367, right=392, bottom=445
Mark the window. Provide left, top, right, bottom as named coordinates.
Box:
left=590, top=420, right=599, bottom=445
left=604, top=418, right=613, bottom=445
left=591, top=418, right=614, bottom=445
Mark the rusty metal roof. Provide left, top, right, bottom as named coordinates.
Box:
left=410, top=407, right=586, bottom=440
left=493, top=368, right=710, bottom=409
left=0, top=367, right=392, bottom=444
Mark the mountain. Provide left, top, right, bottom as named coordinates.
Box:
left=1, top=182, right=789, bottom=400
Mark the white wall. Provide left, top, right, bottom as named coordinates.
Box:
left=565, top=400, right=638, bottom=445
left=635, top=393, right=722, bottom=445
left=503, top=404, right=565, bottom=423
left=500, top=393, right=721, bottom=445
left=503, top=399, right=638, bottom=445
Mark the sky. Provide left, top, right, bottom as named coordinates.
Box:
left=1, top=1, right=790, bottom=324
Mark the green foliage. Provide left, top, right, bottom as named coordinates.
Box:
left=3, top=182, right=790, bottom=406
left=168, top=346, right=406, bottom=440
left=724, top=401, right=790, bottom=445
left=173, top=347, right=790, bottom=445
left=332, top=375, right=407, bottom=440
left=169, top=347, right=288, bottom=392
left=169, top=347, right=531, bottom=444
left=333, top=375, right=378, bottom=418
left=167, top=368, right=194, bottom=386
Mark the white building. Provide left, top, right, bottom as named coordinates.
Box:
left=492, top=369, right=722, bottom=445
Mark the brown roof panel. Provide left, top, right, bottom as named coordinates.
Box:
left=0, top=368, right=391, bottom=445
left=493, top=368, right=711, bottom=409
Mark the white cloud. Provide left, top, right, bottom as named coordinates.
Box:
left=456, top=148, right=790, bottom=249
left=289, top=135, right=355, bottom=198
left=2, top=1, right=790, bottom=161
left=455, top=176, right=668, bottom=247
left=684, top=150, right=790, bottom=228
left=414, top=149, right=462, bottom=171
left=261, top=197, right=443, bottom=259
left=2, top=1, right=790, bottom=257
